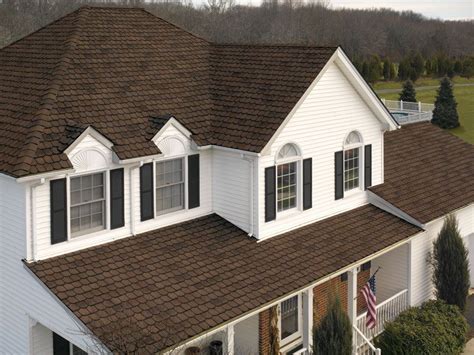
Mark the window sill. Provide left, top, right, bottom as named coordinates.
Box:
left=275, top=208, right=301, bottom=222
left=343, top=187, right=363, bottom=199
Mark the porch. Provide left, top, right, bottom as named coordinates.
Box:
left=178, top=241, right=412, bottom=355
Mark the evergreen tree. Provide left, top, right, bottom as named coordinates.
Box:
left=431, top=215, right=470, bottom=311
left=313, top=296, right=352, bottom=355
left=425, top=59, right=432, bottom=75
left=399, top=80, right=417, bottom=102
left=462, top=57, right=474, bottom=78
left=454, top=60, right=463, bottom=75
left=361, top=61, right=369, bottom=81
left=383, top=59, right=391, bottom=80
left=389, top=62, right=396, bottom=80
left=397, top=60, right=409, bottom=80
left=432, top=77, right=460, bottom=129
left=410, top=52, right=424, bottom=80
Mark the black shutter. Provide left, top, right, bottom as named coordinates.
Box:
left=188, top=154, right=200, bottom=209
left=265, top=166, right=276, bottom=222
left=335, top=151, right=344, bottom=200
left=50, top=178, right=67, bottom=244
left=53, top=333, right=70, bottom=355
left=303, top=158, right=312, bottom=210
left=140, top=163, right=154, bottom=221
left=364, top=144, right=372, bottom=190
left=110, top=168, right=124, bottom=229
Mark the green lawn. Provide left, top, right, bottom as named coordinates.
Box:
left=375, top=78, right=474, bottom=144
left=373, top=76, right=474, bottom=91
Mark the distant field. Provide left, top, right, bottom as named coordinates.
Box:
left=374, top=77, right=474, bottom=144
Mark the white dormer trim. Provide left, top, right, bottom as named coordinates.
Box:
left=151, top=117, right=192, bottom=143
left=261, top=47, right=399, bottom=156
left=63, top=126, right=113, bottom=156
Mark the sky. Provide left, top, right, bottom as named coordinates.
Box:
left=329, top=0, right=473, bottom=21
left=234, top=0, right=474, bottom=21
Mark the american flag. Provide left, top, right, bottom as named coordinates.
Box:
left=361, top=273, right=377, bottom=329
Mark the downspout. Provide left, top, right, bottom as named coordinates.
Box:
left=30, top=178, right=45, bottom=261
left=241, top=154, right=254, bottom=237
left=129, top=161, right=143, bottom=236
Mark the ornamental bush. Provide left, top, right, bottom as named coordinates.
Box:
left=376, top=300, right=468, bottom=355
left=313, top=296, right=352, bottom=355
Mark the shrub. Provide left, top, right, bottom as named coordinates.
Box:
left=432, top=214, right=470, bottom=310
left=313, top=296, right=352, bottom=355
left=376, top=300, right=468, bottom=355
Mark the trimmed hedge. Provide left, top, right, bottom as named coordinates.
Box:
left=376, top=300, right=468, bottom=355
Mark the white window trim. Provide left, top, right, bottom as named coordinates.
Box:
left=279, top=293, right=303, bottom=347
left=151, top=154, right=189, bottom=219
left=64, top=168, right=112, bottom=243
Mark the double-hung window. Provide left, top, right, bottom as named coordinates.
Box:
left=280, top=295, right=301, bottom=344
left=70, top=172, right=105, bottom=237
left=277, top=162, right=297, bottom=212
left=155, top=158, right=185, bottom=215
left=343, top=131, right=363, bottom=192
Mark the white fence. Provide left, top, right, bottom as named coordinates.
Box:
left=381, top=99, right=434, bottom=125
left=354, top=289, right=409, bottom=354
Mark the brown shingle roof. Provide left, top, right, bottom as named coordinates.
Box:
left=371, top=122, right=474, bottom=224
left=27, top=205, right=420, bottom=352
left=0, top=6, right=336, bottom=177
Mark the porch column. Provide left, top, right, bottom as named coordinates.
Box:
left=347, top=267, right=357, bottom=326
left=224, top=323, right=234, bottom=355
left=302, top=288, right=314, bottom=351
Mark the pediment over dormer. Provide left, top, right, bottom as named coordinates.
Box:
left=64, top=126, right=115, bottom=173
left=151, top=116, right=194, bottom=157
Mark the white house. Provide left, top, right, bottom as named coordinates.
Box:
left=1, top=6, right=474, bottom=355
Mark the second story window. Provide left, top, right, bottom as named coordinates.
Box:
left=344, top=131, right=363, bottom=192
left=155, top=158, right=184, bottom=215
left=70, top=172, right=105, bottom=237
left=276, top=143, right=300, bottom=213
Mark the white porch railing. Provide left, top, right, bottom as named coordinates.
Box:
left=354, top=289, right=409, bottom=354
left=353, top=325, right=381, bottom=355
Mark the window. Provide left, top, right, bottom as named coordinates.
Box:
left=281, top=295, right=299, bottom=340
left=277, top=162, right=297, bottom=212
left=276, top=143, right=300, bottom=213
left=70, top=173, right=105, bottom=236
left=344, top=148, right=360, bottom=191
left=156, top=158, right=184, bottom=215
left=344, top=131, right=362, bottom=192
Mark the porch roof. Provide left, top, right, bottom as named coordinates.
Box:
left=371, top=122, right=474, bottom=224
left=26, top=205, right=420, bottom=353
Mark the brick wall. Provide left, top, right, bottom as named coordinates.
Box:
left=313, top=268, right=371, bottom=325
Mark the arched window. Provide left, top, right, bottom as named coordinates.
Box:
left=276, top=143, right=301, bottom=212
left=277, top=143, right=299, bottom=160
left=343, top=131, right=363, bottom=192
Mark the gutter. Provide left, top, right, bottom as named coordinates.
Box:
left=198, top=144, right=261, bottom=157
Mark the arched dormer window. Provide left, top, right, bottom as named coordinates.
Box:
left=343, top=131, right=363, bottom=192
left=276, top=143, right=301, bottom=213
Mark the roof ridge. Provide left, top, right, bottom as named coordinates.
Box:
left=15, top=8, right=85, bottom=174
left=213, top=43, right=339, bottom=49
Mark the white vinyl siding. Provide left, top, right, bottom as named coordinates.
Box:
left=258, top=62, right=384, bottom=239
left=0, top=174, right=97, bottom=354
left=212, top=149, right=253, bottom=233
